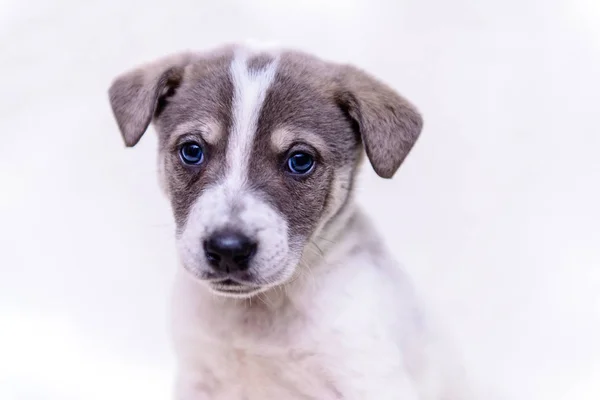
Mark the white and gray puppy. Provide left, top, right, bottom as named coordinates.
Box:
left=108, top=44, right=472, bottom=400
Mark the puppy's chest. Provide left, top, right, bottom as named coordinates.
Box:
left=174, top=299, right=347, bottom=399
left=172, top=263, right=416, bottom=399
left=182, top=343, right=342, bottom=400
left=175, top=295, right=404, bottom=400
left=175, top=306, right=410, bottom=400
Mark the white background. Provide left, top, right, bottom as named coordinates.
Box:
left=1, top=0, right=599, bottom=399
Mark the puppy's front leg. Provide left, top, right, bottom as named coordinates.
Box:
left=174, top=374, right=220, bottom=400
left=328, top=365, right=420, bottom=400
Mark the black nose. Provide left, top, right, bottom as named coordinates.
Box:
left=203, top=230, right=257, bottom=273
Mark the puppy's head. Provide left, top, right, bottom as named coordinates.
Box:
left=108, top=45, right=422, bottom=297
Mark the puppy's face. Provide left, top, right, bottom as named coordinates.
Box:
left=109, top=45, right=422, bottom=297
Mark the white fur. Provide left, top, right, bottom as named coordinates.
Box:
left=227, top=49, right=278, bottom=189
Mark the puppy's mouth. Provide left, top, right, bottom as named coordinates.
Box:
left=208, top=278, right=262, bottom=297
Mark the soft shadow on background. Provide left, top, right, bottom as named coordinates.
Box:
left=1, top=0, right=599, bottom=399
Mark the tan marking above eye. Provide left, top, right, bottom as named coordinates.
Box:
left=170, top=120, right=224, bottom=147
left=270, top=127, right=328, bottom=155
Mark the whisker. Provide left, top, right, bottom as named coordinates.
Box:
left=308, top=241, right=325, bottom=259
left=259, top=291, right=275, bottom=308
left=315, top=235, right=336, bottom=245
left=257, top=292, right=268, bottom=307
left=299, top=259, right=317, bottom=293
left=305, top=247, right=324, bottom=261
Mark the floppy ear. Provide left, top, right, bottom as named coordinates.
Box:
left=337, top=65, right=423, bottom=179
left=108, top=53, right=195, bottom=147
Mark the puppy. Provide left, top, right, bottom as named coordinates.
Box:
left=108, top=44, right=471, bottom=399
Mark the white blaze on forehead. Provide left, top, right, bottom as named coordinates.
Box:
left=176, top=48, right=295, bottom=285
left=226, top=50, right=279, bottom=188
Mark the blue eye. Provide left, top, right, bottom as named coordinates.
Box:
left=287, top=152, right=315, bottom=175
left=179, top=142, right=204, bottom=165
